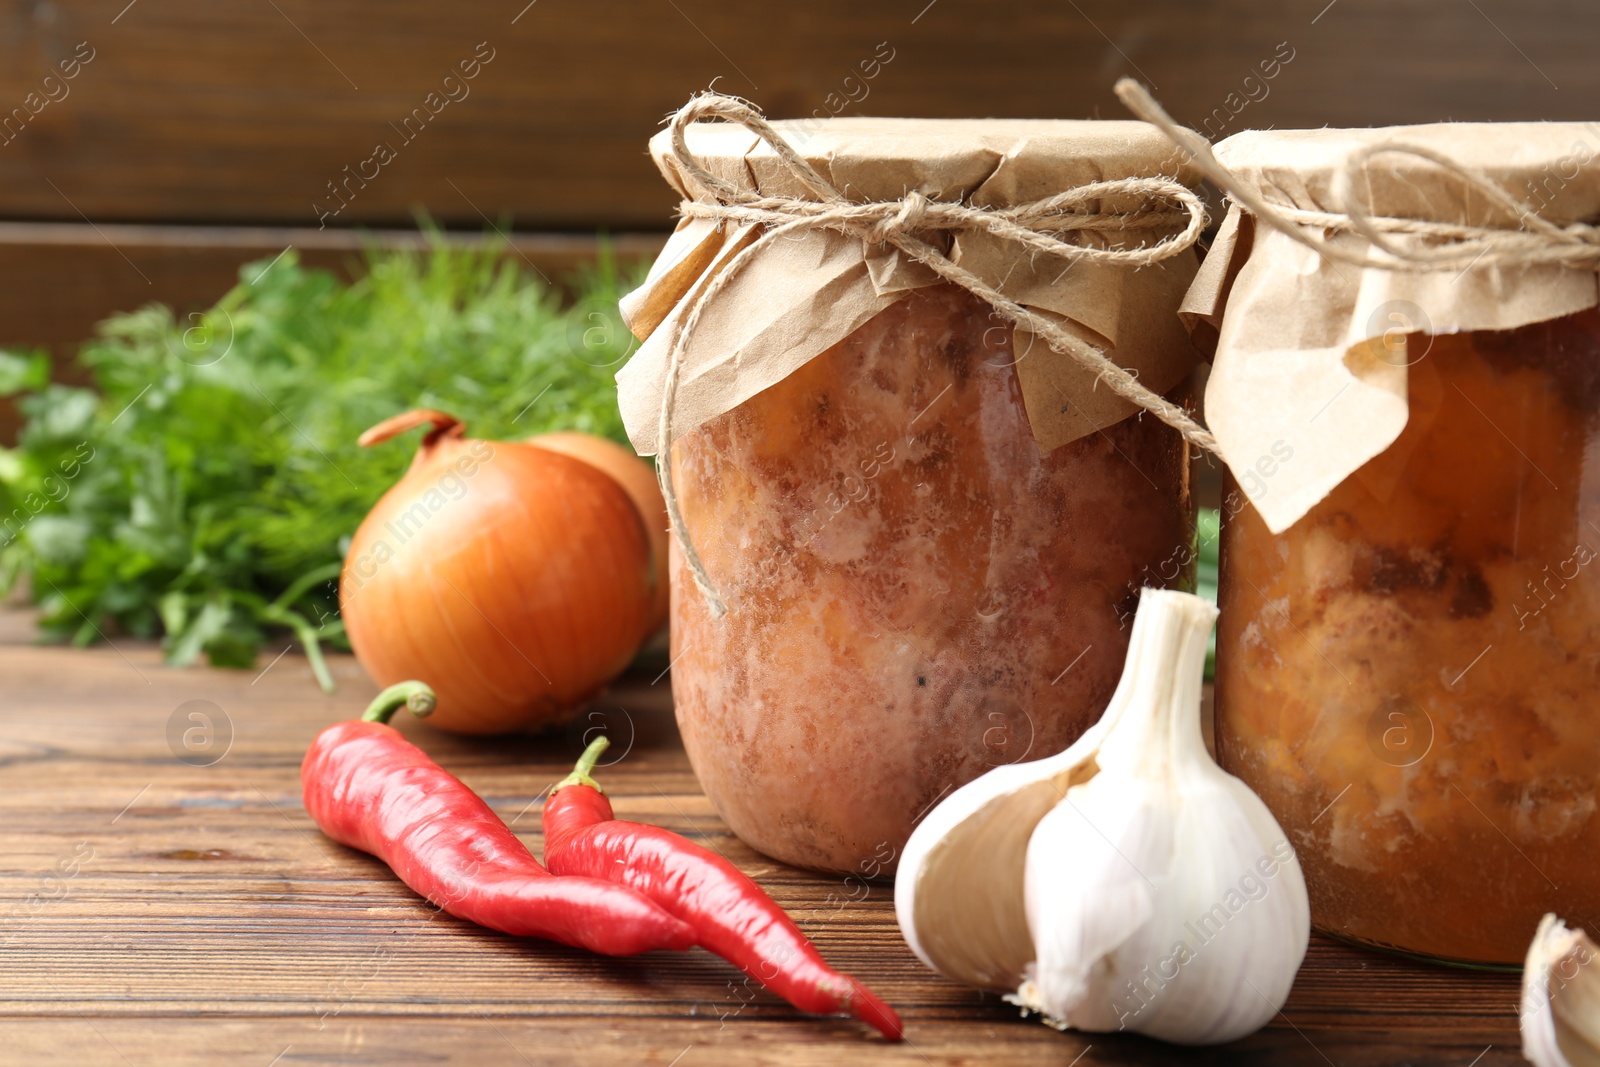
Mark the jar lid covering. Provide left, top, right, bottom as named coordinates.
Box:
left=652, top=117, right=1201, bottom=209
left=1187, top=123, right=1600, bottom=533
left=618, top=114, right=1206, bottom=457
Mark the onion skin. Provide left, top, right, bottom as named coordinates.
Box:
left=526, top=431, right=669, bottom=633
left=342, top=410, right=654, bottom=735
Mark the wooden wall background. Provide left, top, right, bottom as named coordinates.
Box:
left=0, top=0, right=1595, bottom=410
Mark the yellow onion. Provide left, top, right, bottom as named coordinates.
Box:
left=341, top=409, right=654, bottom=734
left=526, top=431, right=669, bottom=634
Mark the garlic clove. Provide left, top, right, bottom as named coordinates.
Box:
left=894, top=725, right=1108, bottom=991
left=1523, top=913, right=1600, bottom=1067
left=1014, top=784, right=1165, bottom=1029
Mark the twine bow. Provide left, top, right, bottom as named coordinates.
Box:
left=1114, top=79, right=1600, bottom=273
left=654, top=92, right=1213, bottom=618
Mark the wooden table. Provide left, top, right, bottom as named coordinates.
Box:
left=0, top=620, right=1526, bottom=1066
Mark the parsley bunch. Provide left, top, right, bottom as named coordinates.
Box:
left=0, top=238, right=642, bottom=688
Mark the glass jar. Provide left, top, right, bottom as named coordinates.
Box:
left=669, top=283, right=1194, bottom=874
left=1216, top=308, right=1600, bottom=965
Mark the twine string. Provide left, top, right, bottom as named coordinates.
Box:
left=654, top=92, right=1215, bottom=618
left=1113, top=78, right=1600, bottom=273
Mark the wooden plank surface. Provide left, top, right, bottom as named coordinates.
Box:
left=0, top=0, right=1594, bottom=230
left=0, top=612, right=1528, bottom=1064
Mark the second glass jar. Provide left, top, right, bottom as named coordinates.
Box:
left=1216, top=308, right=1600, bottom=964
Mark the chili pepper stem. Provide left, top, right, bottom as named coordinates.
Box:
left=555, top=736, right=610, bottom=794
left=362, top=681, right=438, bottom=724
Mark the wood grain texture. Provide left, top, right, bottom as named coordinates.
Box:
left=0, top=616, right=1525, bottom=1065
left=0, top=222, right=664, bottom=357
left=0, top=0, right=1595, bottom=230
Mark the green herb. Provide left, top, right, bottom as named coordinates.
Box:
left=0, top=237, right=646, bottom=689
left=1196, top=506, right=1221, bottom=679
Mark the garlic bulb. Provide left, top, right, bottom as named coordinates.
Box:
left=896, top=589, right=1310, bottom=1045
left=1522, top=913, right=1600, bottom=1067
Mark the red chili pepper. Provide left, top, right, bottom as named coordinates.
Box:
left=542, top=737, right=904, bottom=1040
left=302, top=682, right=696, bottom=957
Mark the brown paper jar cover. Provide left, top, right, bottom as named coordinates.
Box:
left=622, top=115, right=1206, bottom=872
left=617, top=116, right=1203, bottom=456
left=1192, top=123, right=1600, bottom=964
